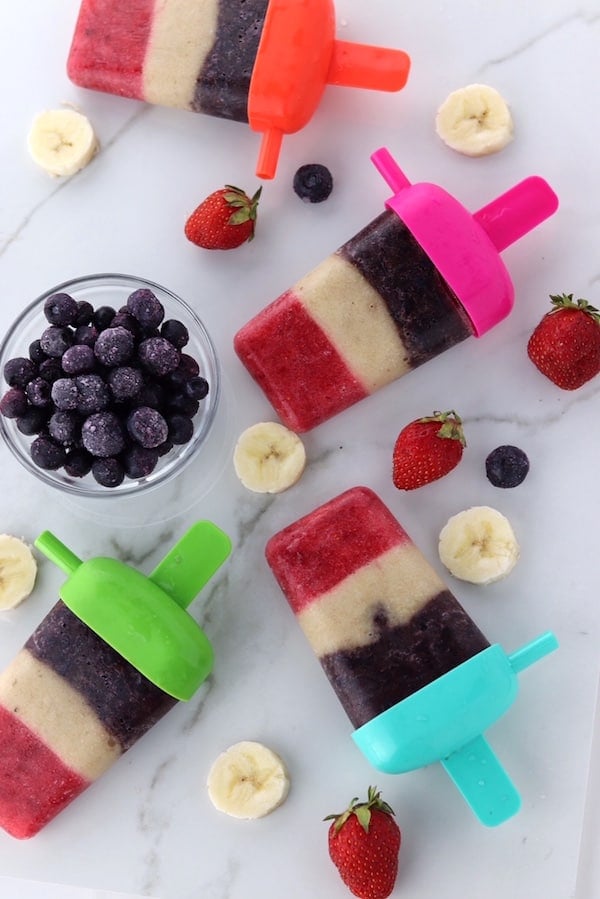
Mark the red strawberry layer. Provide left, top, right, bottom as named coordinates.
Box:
left=266, top=487, right=489, bottom=728
left=0, top=705, right=89, bottom=839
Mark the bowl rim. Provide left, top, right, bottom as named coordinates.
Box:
left=0, top=272, right=221, bottom=498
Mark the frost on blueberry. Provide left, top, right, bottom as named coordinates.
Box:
left=0, top=286, right=210, bottom=487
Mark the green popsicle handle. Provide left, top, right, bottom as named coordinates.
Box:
left=35, top=531, right=82, bottom=575
left=441, top=735, right=521, bottom=826
left=149, top=521, right=232, bottom=609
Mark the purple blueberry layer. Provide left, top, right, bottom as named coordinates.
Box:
left=320, top=590, right=490, bottom=728
left=25, top=601, right=177, bottom=751
left=339, top=211, right=474, bottom=367
left=192, top=0, right=269, bottom=121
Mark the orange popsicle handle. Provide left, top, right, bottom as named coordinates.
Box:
left=327, top=41, right=410, bottom=91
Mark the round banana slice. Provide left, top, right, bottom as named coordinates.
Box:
left=438, top=506, right=519, bottom=585
left=207, top=740, right=291, bottom=819
left=435, top=84, right=514, bottom=157
left=0, top=534, right=37, bottom=610
left=27, top=108, right=99, bottom=177
left=233, top=421, right=306, bottom=494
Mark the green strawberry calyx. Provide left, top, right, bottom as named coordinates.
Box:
left=223, top=185, right=262, bottom=237
left=548, top=293, right=600, bottom=323
left=418, top=410, right=466, bottom=447
left=324, top=786, right=395, bottom=835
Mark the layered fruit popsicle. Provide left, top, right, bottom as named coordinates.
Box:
left=235, top=149, right=558, bottom=429
left=0, top=522, right=231, bottom=838
left=265, top=486, right=490, bottom=728
left=66, top=1, right=410, bottom=178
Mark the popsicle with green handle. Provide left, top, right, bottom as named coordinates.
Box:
left=0, top=521, right=231, bottom=839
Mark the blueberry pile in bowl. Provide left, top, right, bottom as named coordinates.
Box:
left=0, top=274, right=220, bottom=495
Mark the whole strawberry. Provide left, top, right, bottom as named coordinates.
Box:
left=527, top=293, right=600, bottom=390
left=184, top=184, right=261, bottom=250
left=325, top=786, right=401, bottom=899
left=392, top=410, right=466, bottom=490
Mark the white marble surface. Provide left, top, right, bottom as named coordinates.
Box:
left=0, top=1, right=599, bottom=897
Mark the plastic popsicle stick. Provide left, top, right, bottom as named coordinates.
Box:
left=255, top=128, right=284, bottom=180
left=508, top=631, right=559, bottom=674
left=149, top=520, right=231, bottom=610
left=473, top=176, right=559, bottom=252
left=371, top=147, right=411, bottom=192
left=327, top=42, right=410, bottom=91
left=35, top=530, right=82, bottom=575
left=441, top=734, right=521, bottom=826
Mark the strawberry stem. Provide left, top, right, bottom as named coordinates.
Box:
left=324, top=786, right=396, bottom=834
left=417, top=410, right=466, bottom=447
left=549, top=293, right=600, bottom=323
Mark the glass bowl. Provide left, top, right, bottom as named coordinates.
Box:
left=0, top=273, right=220, bottom=497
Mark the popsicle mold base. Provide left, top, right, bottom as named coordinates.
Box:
left=352, top=632, right=558, bottom=827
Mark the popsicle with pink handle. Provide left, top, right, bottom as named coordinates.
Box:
left=234, top=149, right=558, bottom=431
left=266, top=486, right=558, bottom=825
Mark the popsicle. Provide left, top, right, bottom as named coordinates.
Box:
left=66, top=0, right=410, bottom=179
left=0, top=521, right=231, bottom=839
left=234, top=148, right=559, bottom=430
left=266, top=486, right=558, bottom=825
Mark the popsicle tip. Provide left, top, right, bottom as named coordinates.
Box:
left=255, top=128, right=283, bottom=180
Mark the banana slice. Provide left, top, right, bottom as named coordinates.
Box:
left=435, top=84, right=514, bottom=157
left=0, top=535, right=37, bottom=610
left=438, top=506, right=519, bottom=585
left=27, top=108, right=99, bottom=177
left=207, top=741, right=291, bottom=819
left=233, top=422, right=306, bottom=494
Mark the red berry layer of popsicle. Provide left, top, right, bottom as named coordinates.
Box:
left=266, top=487, right=489, bottom=728
left=67, top=0, right=269, bottom=122
left=235, top=211, right=474, bottom=432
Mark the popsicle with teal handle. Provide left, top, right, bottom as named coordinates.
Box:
left=0, top=521, right=231, bottom=839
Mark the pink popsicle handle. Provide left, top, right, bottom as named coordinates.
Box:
left=473, top=176, right=559, bottom=253
left=371, top=147, right=411, bottom=193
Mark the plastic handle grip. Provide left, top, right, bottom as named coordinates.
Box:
left=473, top=176, right=559, bottom=252
left=327, top=42, right=410, bottom=91
left=35, top=531, right=81, bottom=575
left=441, top=735, right=521, bottom=826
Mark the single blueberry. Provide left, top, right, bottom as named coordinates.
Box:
left=156, top=439, right=173, bottom=457
left=26, top=377, right=53, bottom=408
left=17, top=407, right=49, bottom=436
left=0, top=387, right=28, bottom=418
left=126, top=288, right=165, bottom=330
left=485, top=445, right=530, bottom=488
left=43, top=292, right=79, bottom=326
left=94, top=326, right=134, bottom=367
left=167, top=413, right=194, bottom=445
left=29, top=339, right=47, bottom=364
left=293, top=164, right=334, bottom=203
left=127, top=406, right=169, bottom=448
left=74, top=374, right=110, bottom=414
left=185, top=376, right=209, bottom=400
left=51, top=378, right=79, bottom=411
left=62, top=344, right=96, bottom=375
left=75, top=300, right=94, bottom=326
left=4, top=357, right=36, bottom=388
left=122, top=444, right=159, bottom=479
left=38, top=358, right=64, bottom=383
left=73, top=324, right=99, bottom=348
left=92, top=457, right=125, bottom=488
left=81, top=411, right=125, bottom=458
left=167, top=352, right=200, bottom=388
left=166, top=393, right=199, bottom=417
left=108, top=366, right=143, bottom=401
left=136, top=381, right=166, bottom=410
left=93, top=305, right=116, bottom=330
left=161, top=319, right=189, bottom=349
left=110, top=311, right=140, bottom=337
left=138, top=336, right=180, bottom=377
left=64, top=448, right=93, bottom=478
left=30, top=433, right=67, bottom=470
left=48, top=410, right=81, bottom=446
left=40, top=326, right=74, bottom=358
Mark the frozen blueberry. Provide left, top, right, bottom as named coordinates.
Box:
left=48, top=410, right=81, bottom=446
left=29, top=339, right=47, bottom=365
left=136, top=381, right=166, bottom=410
left=167, top=413, right=194, bottom=445
left=126, top=288, right=165, bottom=330
left=92, top=457, right=125, bottom=488
left=3, top=357, right=36, bottom=388
left=38, top=357, right=64, bottom=384
left=138, top=336, right=180, bottom=376
left=166, top=393, right=199, bottom=417
left=94, top=326, right=134, bottom=367
left=43, top=292, right=79, bottom=326
left=185, top=376, right=209, bottom=400
left=62, top=344, right=96, bottom=375
left=64, top=448, right=93, bottom=478
left=161, top=319, right=189, bottom=349
left=17, top=407, right=48, bottom=436
left=93, top=305, right=116, bottom=330
left=127, top=406, right=168, bottom=448
left=293, top=164, right=334, bottom=203
left=107, top=366, right=143, bottom=401
left=26, top=377, right=52, bottom=408
left=30, top=433, right=67, bottom=470
left=75, top=300, right=94, bottom=326
left=0, top=387, right=28, bottom=418
left=167, top=353, right=200, bottom=388
left=40, top=326, right=73, bottom=358
left=485, top=445, right=530, bottom=488
left=74, top=374, right=110, bottom=414
left=156, top=439, right=173, bottom=457
left=51, top=378, right=79, bottom=411
left=73, top=324, right=99, bottom=348
left=81, top=411, right=125, bottom=458
left=123, top=444, right=159, bottom=479
left=110, top=311, right=140, bottom=337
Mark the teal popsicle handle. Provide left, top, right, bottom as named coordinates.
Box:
left=508, top=631, right=558, bottom=674
left=441, top=734, right=521, bottom=826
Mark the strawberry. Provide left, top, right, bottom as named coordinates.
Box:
left=392, top=410, right=465, bottom=490
left=184, top=184, right=261, bottom=250
left=527, top=293, right=600, bottom=390
left=325, top=786, right=401, bottom=899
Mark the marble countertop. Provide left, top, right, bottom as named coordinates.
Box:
left=1, top=1, right=599, bottom=897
